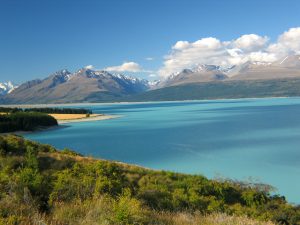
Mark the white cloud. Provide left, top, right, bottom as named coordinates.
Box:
left=149, top=74, right=157, bottom=77
left=233, top=34, right=269, bottom=52
left=145, top=57, right=154, bottom=61
left=159, top=37, right=237, bottom=76
left=173, top=41, right=190, bottom=50
left=247, top=51, right=277, bottom=62
left=158, top=27, right=300, bottom=78
left=268, top=27, right=300, bottom=56
left=105, top=62, right=142, bottom=72
left=85, top=65, right=94, bottom=69
left=193, top=37, right=222, bottom=49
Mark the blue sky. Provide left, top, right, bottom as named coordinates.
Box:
left=1, top=0, right=300, bottom=82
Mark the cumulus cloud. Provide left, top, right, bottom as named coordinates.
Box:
left=233, top=34, right=269, bottom=52
left=158, top=27, right=300, bottom=78
left=159, top=37, right=238, bottom=76
left=85, top=65, right=94, bottom=69
left=105, top=62, right=142, bottom=72
left=268, top=27, right=300, bottom=56
left=172, top=41, right=190, bottom=50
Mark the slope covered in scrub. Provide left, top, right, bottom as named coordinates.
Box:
left=0, top=135, right=298, bottom=224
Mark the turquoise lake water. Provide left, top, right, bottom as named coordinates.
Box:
left=24, top=98, right=300, bottom=203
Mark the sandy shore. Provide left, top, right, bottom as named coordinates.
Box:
left=56, top=114, right=121, bottom=124
left=49, top=113, right=103, bottom=121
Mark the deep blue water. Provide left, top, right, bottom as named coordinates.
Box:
left=24, top=98, right=300, bottom=203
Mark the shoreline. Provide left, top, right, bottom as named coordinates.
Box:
left=1, top=124, right=68, bottom=136
left=0, top=96, right=299, bottom=108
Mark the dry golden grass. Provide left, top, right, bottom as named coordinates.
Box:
left=22, top=205, right=276, bottom=225
left=151, top=212, right=276, bottom=225
left=48, top=113, right=100, bottom=120
left=39, top=152, right=97, bottom=164
left=40, top=151, right=150, bottom=173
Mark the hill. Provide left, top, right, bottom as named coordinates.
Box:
left=126, top=78, right=300, bottom=102
left=0, top=135, right=299, bottom=224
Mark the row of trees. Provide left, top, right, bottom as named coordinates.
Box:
left=0, top=135, right=298, bottom=224
left=0, top=112, right=58, bottom=133
left=24, top=107, right=93, bottom=114
left=0, top=107, right=92, bottom=114
left=0, top=107, right=22, bottom=113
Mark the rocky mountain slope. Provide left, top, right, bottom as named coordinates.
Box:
left=156, top=55, right=300, bottom=88
left=156, top=65, right=229, bottom=88
left=2, top=68, right=150, bottom=104
left=229, top=55, right=300, bottom=80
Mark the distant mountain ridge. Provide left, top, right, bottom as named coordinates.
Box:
left=2, top=54, right=300, bottom=104
left=154, top=55, right=300, bottom=88
left=155, top=64, right=230, bottom=88
left=228, top=55, right=300, bottom=80
left=2, top=68, right=151, bottom=104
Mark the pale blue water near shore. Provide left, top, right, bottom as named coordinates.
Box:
left=24, top=98, right=300, bottom=203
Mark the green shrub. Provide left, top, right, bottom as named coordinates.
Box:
left=112, top=189, right=145, bottom=224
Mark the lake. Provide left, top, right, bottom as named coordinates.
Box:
left=24, top=98, right=300, bottom=203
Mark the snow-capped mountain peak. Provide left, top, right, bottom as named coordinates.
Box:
left=192, top=64, right=221, bottom=72
left=74, top=68, right=150, bottom=86
left=251, top=61, right=272, bottom=66
left=0, top=81, right=18, bottom=95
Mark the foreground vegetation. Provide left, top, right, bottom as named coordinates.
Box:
left=0, top=135, right=299, bottom=224
left=0, top=112, right=57, bottom=133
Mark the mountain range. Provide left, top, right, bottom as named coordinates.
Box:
left=1, top=68, right=150, bottom=104
left=1, top=54, right=300, bottom=104
left=156, top=55, right=300, bottom=87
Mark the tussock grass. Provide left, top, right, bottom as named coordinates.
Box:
left=13, top=196, right=275, bottom=225
left=151, top=212, right=275, bottom=225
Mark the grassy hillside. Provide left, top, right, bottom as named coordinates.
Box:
left=0, top=135, right=299, bottom=224
left=126, top=78, right=300, bottom=102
